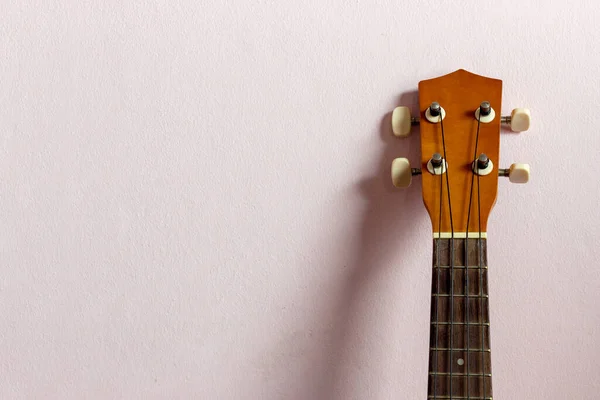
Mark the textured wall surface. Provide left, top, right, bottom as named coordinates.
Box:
left=1, top=1, right=599, bottom=399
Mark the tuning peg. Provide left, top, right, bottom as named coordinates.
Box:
left=392, top=106, right=419, bottom=137
left=391, top=158, right=421, bottom=188
left=499, top=163, right=530, bottom=183
left=501, top=108, right=531, bottom=132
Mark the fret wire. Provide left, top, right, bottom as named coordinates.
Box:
left=432, top=294, right=489, bottom=298
left=430, top=347, right=490, bottom=352
left=428, top=397, right=492, bottom=400
left=434, top=265, right=488, bottom=269
left=430, top=372, right=492, bottom=377
left=431, top=322, right=489, bottom=326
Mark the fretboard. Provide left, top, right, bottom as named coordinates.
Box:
left=427, top=237, right=492, bottom=400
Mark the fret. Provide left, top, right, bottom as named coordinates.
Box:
left=430, top=297, right=490, bottom=323
left=433, top=238, right=488, bottom=267
left=429, top=349, right=491, bottom=375
left=432, top=293, right=489, bottom=298
left=430, top=310, right=490, bottom=348
left=430, top=372, right=492, bottom=377
left=430, top=348, right=490, bottom=352
left=432, top=266, right=489, bottom=296
left=428, top=397, right=492, bottom=400
left=434, top=265, right=488, bottom=269
left=431, top=321, right=489, bottom=326
left=428, top=375, right=493, bottom=398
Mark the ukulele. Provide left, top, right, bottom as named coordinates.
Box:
left=390, top=69, right=531, bottom=399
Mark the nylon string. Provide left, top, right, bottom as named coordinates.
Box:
left=439, top=109, right=455, bottom=397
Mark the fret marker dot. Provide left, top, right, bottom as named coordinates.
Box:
left=457, top=358, right=464, bottom=366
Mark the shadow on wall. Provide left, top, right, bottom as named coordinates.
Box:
left=258, top=91, right=426, bottom=400
left=318, top=91, right=425, bottom=400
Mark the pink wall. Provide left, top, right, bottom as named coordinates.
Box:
left=1, top=0, right=598, bottom=398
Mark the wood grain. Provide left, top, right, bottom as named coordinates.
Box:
left=418, top=70, right=502, bottom=234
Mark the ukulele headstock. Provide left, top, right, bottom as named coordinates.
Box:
left=390, top=69, right=531, bottom=234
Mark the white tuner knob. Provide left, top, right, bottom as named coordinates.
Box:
left=391, top=158, right=413, bottom=188
left=500, top=163, right=530, bottom=183
left=391, top=106, right=412, bottom=137
left=503, top=108, right=531, bottom=132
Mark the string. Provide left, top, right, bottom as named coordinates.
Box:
left=465, top=111, right=482, bottom=398
left=477, top=173, right=486, bottom=398
left=438, top=109, right=455, bottom=397
left=433, top=161, right=443, bottom=400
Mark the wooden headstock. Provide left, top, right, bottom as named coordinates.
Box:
left=391, top=69, right=531, bottom=235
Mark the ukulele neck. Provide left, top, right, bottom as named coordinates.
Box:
left=428, top=236, right=492, bottom=399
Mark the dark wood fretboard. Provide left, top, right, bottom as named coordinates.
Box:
left=428, top=238, right=492, bottom=399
